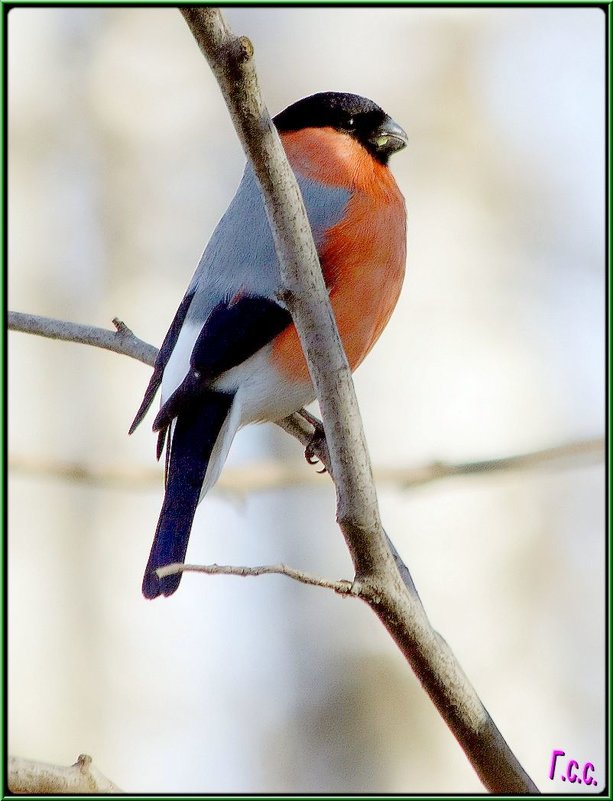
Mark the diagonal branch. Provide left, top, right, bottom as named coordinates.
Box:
left=177, top=8, right=539, bottom=793
left=180, top=9, right=390, bottom=576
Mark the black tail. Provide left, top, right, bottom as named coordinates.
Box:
left=142, top=391, right=234, bottom=599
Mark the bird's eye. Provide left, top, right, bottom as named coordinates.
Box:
left=346, top=117, right=355, bottom=129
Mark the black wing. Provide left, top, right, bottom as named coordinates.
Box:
left=129, top=290, right=196, bottom=435
left=151, top=295, right=292, bottom=435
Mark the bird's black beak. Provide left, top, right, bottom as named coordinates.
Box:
left=370, top=116, right=408, bottom=157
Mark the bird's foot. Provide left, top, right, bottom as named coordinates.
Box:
left=301, top=411, right=328, bottom=474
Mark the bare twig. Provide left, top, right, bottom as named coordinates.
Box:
left=8, top=310, right=157, bottom=366
left=8, top=754, right=122, bottom=794
left=7, top=310, right=314, bottom=458
left=156, top=561, right=354, bottom=595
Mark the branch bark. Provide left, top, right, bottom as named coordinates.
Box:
left=8, top=754, right=122, bottom=794
left=156, top=561, right=354, bottom=595
left=180, top=9, right=390, bottom=577
left=8, top=311, right=157, bottom=365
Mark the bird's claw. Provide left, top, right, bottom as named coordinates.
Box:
left=305, top=447, right=319, bottom=466
left=304, top=421, right=328, bottom=474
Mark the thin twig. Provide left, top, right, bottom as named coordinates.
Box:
left=8, top=311, right=315, bottom=444
left=156, top=561, right=354, bottom=596
left=8, top=311, right=157, bottom=366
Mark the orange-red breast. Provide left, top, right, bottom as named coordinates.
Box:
left=130, top=92, right=407, bottom=598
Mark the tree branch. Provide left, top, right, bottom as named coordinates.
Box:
left=8, top=754, right=122, bottom=794
left=156, top=561, right=354, bottom=596
left=8, top=311, right=157, bottom=366
left=180, top=9, right=391, bottom=575
left=178, top=9, right=539, bottom=792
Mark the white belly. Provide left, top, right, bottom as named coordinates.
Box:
left=213, top=344, right=316, bottom=426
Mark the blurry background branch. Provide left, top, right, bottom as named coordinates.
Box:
left=8, top=754, right=122, bottom=794
left=8, top=311, right=602, bottom=494
left=9, top=308, right=602, bottom=497
left=9, top=437, right=603, bottom=493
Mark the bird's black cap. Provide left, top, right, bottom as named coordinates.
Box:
left=274, top=91, right=408, bottom=165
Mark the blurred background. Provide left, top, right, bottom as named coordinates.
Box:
left=8, top=6, right=605, bottom=793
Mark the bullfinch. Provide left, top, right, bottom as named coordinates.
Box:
left=130, top=91, right=408, bottom=599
